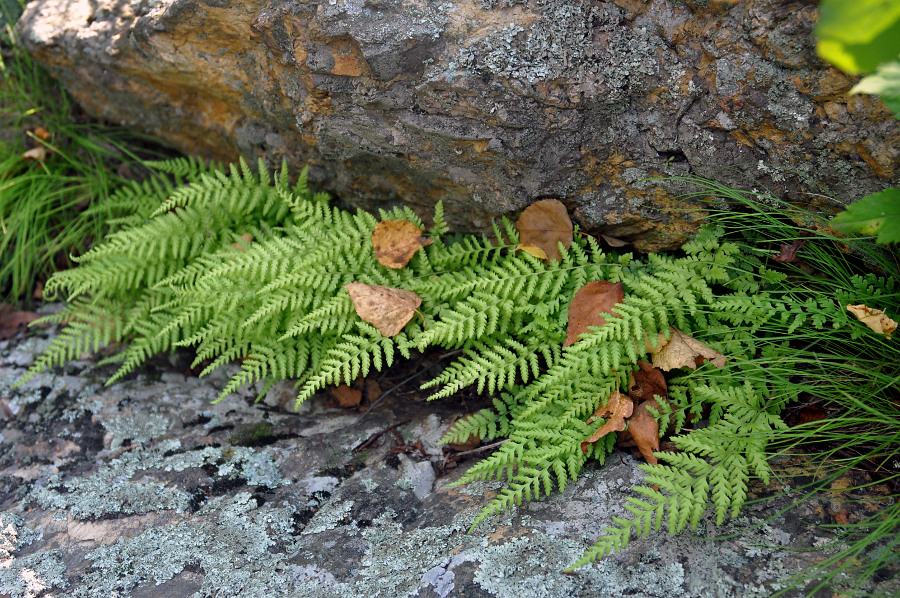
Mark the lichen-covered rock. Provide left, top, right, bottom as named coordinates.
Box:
left=2, top=325, right=899, bottom=596
left=16, top=0, right=899, bottom=249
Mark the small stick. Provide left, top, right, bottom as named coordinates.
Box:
left=355, top=349, right=463, bottom=423
left=352, top=418, right=412, bottom=452
left=451, top=438, right=509, bottom=458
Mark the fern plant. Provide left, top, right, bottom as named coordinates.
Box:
left=17, top=160, right=899, bottom=582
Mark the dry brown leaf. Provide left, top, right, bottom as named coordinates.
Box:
left=600, top=233, right=629, bottom=248
left=446, top=414, right=483, bottom=452
left=786, top=405, right=827, bottom=426
left=515, top=243, right=548, bottom=260
left=344, top=282, right=423, bottom=337
left=365, top=378, right=382, bottom=403
left=650, top=327, right=726, bottom=371
left=231, top=233, right=253, bottom=252
left=0, top=304, right=40, bottom=341
left=635, top=329, right=669, bottom=355
left=515, top=199, right=573, bottom=263
left=772, top=238, right=808, bottom=263
left=619, top=362, right=668, bottom=465
left=847, top=304, right=897, bottom=338
left=621, top=400, right=661, bottom=465
left=372, top=220, right=433, bottom=269
left=22, top=146, right=47, bottom=162
left=581, top=391, right=634, bottom=452
left=331, top=384, right=363, bottom=408
left=832, top=509, right=850, bottom=525
left=628, top=361, right=667, bottom=404
left=564, top=281, right=625, bottom=347
left=33, top=126, right=51, bottom=141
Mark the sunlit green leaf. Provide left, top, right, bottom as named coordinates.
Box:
left=830, top=188, right=900, bottom=243
left=816, top=0, right=900, bottom=73
left=852, top=60, right=900, bottom=118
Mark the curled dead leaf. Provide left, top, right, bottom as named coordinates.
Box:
left=344, top=282, right=423, bottom=337
left=600, top=233, right=629, bottom=248
left=847, top=304, right=897, bottom=338
left=772, top=238, right=808, bottom=263
left=365, top=378, right=382, bottom=403
left=618, top=362, right=668, bottom=465
left=628, top=361, right=667, bottom=404
left=650, top=326, right=726, bottom=371
left=372, top=220, right=433, bottom=269
left=564, top=281, right=625, bottom=347
left=620, top=400, right=661, bottom=465
left=515, top=199, right=573, bottom=263
left=581, top=391, right=633, bottom=453
left=22, top=146, right=47, bottom=162
left=515, top=243, right=548, bottom=260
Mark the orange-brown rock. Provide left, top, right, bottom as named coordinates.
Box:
left=17, top=0, right=899, bottom=250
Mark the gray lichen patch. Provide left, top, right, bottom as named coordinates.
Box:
left=101, top=412, right=170, bottom=449
left=473, top=531, right=685, bottom=598
left=1, top=513, right=67, bottom=597
left=455, top=0, right=665, bottom=95
left=30, top=440, right=285, bottom=519
left=72, top=492, right=297, bottom=597
left=0, top=549, right=69, bottom=598
left=302, top=499, right=355, bottom=536
left=0, top=513, right=39, bottom=556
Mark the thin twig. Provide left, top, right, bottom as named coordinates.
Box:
left=352, top=418, right=411, bottom=452
left=451, top=438, right=509, bottom=459
left=355, top=349, right=463, bottom=423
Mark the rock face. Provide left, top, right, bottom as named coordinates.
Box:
left=17, top=0, right=900, bottom=249
left=3, top=328, right=898, bottom=597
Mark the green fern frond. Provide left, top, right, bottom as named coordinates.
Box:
left=19, top=159, right=894, bottom=581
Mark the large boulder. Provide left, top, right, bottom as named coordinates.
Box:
left=17, top=0, right=900, bottom=249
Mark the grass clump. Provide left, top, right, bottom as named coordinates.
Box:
left=643, top=178, right=899, bottom=596
left=0, top=2, right=165, bottom=302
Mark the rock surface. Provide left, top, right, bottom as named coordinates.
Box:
left=2, top=326, right=898, bottom=597
left=16, top=0, right=900, bottom=250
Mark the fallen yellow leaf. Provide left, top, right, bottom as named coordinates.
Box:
left=847, top=304, right=897, bottom=338
left=515, top=243, right=548, bottom=260
left=372, top=220, right=432, bottom=269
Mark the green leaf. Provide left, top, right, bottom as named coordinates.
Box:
left=816, top=0, right=900, bottom=73
left=830, top=188, right=900, bottom=243
left=852, top=60, right=900, bottom=118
